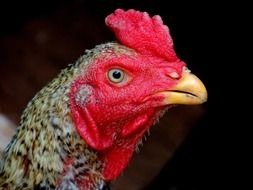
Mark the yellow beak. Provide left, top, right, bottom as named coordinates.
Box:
left=162, top=69, right=207, bottom=105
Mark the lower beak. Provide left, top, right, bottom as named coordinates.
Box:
left=161, top=70, right=207, bottom=105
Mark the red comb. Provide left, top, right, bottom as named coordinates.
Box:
left=105, top=9, right=178, bottom=61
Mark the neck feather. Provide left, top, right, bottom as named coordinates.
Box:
left=0, top=57, right=105, bottom=190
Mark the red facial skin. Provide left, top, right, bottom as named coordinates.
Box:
left=70, top=9, right=186, bottom=181
left=70, top=53, right=185, bottom=180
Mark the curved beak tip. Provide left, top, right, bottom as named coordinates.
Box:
left=163, top=70, right=208, bottom=105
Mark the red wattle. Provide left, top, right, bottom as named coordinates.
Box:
left=101, top=144, right=135, bottom=181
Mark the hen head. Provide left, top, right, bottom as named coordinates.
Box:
left=70, top=9, right=207, bottom=181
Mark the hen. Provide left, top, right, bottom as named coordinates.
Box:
left=0, top=9, right=207, bottom=189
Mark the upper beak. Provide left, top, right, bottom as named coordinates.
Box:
left=161, top=69, right=207, bottom=105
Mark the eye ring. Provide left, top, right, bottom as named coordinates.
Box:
left=108, top=69, right=125, bottom=83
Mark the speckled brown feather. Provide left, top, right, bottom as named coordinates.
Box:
left=0, top=43, right=130, bottom=190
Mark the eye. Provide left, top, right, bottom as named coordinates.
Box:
left=108, top=69, right=125, bottom=83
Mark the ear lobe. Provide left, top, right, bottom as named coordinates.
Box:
left=72, top=107, right=113, bottom=151
left=70, top=82, right=113, bottom=151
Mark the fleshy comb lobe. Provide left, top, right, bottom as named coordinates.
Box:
left=105, top=9, right=178, bottom=61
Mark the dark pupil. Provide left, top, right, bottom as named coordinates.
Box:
left=112, top=71, right=121, bottom=79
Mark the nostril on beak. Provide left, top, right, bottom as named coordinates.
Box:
left=167, top=71, right=179, bottom=79
left=183, top=66, right=191, bottom=73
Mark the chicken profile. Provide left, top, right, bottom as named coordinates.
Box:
left=0, top=9, right=207, bottom=189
